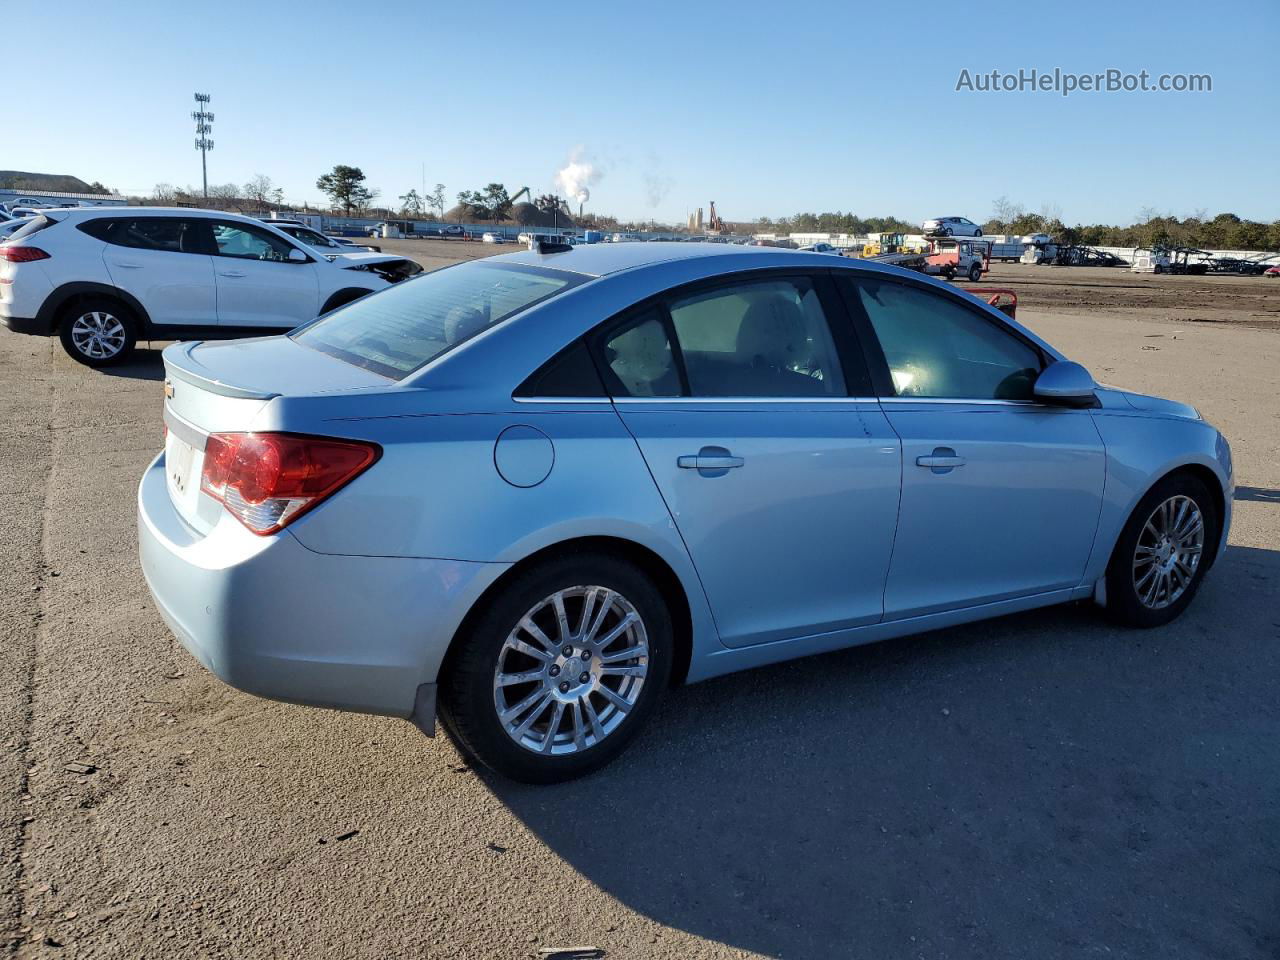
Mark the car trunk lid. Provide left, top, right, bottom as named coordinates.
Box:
left=161, top=336, right=392, bottom=534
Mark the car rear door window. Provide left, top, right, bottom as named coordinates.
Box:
left=601, top=309, right=681, bottom=397
left=666, top=277, right=845, bottom=397
left=853, top=279, right=1041, bottom=400
left=79, top=217, right=211, bottom=254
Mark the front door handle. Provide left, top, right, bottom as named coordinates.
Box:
left=115, top=262, right=142, bottom=269
left=677, top=446, right=744, bottom=475
left=218, top=270, right=247, bottom=278
left=916, top=447, right=966, bottom=474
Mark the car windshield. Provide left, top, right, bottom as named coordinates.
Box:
left=293, top=228, right=340, bottom=248
left=291, top=260, right=585, bottom=380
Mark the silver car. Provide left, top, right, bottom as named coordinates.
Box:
left=139, top=244, right=1232, bottom=783
left=922, top=216, right=983, bottom=237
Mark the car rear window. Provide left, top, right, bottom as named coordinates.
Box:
left=291, top=260, right=585, bottom=380
left=4, top=215, right=55, bottom=243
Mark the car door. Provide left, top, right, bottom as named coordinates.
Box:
left=840, top=274, right=1106, bottom=619
left=92, top=217, right=217, bottom=326
left=209, top=220, right=320, bottom=327
left=598, top=273, right=902, bottom=648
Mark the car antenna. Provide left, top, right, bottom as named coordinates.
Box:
left=530, top=238, right=573, bottom=255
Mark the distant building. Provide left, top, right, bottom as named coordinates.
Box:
left=688, top=207, right=703, bottom=231
left=0, top=187, right=127, bottom=208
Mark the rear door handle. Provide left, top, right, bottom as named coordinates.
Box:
left=218, top=270, right=247, bottom=278
left=916, top=447, right=965, bottom=473
left=677, top=446, right=744, bottom=475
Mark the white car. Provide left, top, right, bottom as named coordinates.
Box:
left=0, top=207, right=422, bottom=366
left=799, top=242, right=841, bottom=254
left=269, top=222, right=383, bottom=255
left=922, top=216, right=983, bottom=238
left=481, top=232, right=507, bottom=244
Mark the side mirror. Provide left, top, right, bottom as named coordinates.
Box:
left=287, top=248, right=308, bottom=263
left=1034, top=360, right=1097, bottom=406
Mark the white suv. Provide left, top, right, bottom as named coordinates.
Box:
left=921, top=216, right=983, bottom=238
left=0, top=207, right=422, bottom=366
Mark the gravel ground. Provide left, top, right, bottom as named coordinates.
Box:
left=1, top=260, right=1277, bottom=959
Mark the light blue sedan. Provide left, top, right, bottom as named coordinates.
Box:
left=138, top=244, right=1233, bottom=782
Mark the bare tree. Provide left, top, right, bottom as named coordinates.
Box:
left=153, top=183, right=177, bottom=204
left=991, top=195, right=1023, bottom=225
left=243, top=174, right=278, bottom=211
left=207, top=183, right=243, bottom=211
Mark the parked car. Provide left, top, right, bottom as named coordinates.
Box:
left=922, top=216, right=983, bottom=237
left=0, top=207, right=420, bottom=366
left=269, top=222, right=384, bottom=255
left=441, top=224, right=465, bottom=237
left=138, top=243, right=1232, bottom=784
left=1263, top=265, right=1279, bottom=278
left=481, top=232, right=507, bottom=244
left=799, top=242, right=841, bottom=254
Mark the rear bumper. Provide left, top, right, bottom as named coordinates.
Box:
left=137, top=452, right=508, bottom=719
left=0, top=314, right=54, bottom=336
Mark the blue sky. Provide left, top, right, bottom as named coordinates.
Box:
left=9, top=1, right=1277, bottom=225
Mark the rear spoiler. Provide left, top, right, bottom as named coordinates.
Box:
left=162, top=341, right=280, bottom=400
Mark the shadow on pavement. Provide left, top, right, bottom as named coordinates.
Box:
left=491, top=545, right=1280, bottom=959
left=1235, top=485, right=1280, bottom=503
left=98, top=345, right=166, bottom=381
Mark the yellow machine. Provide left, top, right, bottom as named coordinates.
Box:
left=859, top=232, right=926, bottom=258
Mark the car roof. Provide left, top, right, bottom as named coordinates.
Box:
left=491, top=241, right=804, bottom=278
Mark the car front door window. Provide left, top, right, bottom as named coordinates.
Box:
left=854, top=279, right=1040, bottom=400
left=212, top=222, right=297, bottom=261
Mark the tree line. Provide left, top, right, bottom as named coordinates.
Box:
left=140, top=169, right=1280, bottom=251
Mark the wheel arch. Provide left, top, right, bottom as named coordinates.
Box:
left=1102, top=459, right=1229, bottom=578
left=441, top=535, right=695, bottom=687
left=37, top=282, right=152, bottom=334
left=320, top=287, right=375, bottom=315
left=1150, top=462, right=1227, bottom=567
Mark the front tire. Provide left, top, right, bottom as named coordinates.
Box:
left=968, top=262, right=983, bottom=282
left=440, top=553, right=673, bottom=783
left=58, top=298, right=137, bottom=367
left=1104, top=473, right=1219, bottom=628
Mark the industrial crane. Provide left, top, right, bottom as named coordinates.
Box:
left=708, top=200, right=726, bottom=234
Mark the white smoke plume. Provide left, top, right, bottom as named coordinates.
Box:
left=555, top=148, right=602, bottom=206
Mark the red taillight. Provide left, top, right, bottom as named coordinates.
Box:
left=199, top=432, right=379, bottom=535
left=0, top=246, right=50, bottom=262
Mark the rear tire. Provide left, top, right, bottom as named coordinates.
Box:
left=58, top=298, right=137, bottom=367
left=439, top=552, right=673, bottom=783
left=1104, top=472, right=1219, bottom=628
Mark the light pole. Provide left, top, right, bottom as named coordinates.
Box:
left=192, top=93, right=214, bottom=201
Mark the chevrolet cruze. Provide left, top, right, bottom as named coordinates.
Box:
left=138, top=243, right=1233, bottom=782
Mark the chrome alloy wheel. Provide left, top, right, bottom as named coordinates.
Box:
left=493, top=586, right=649, bottom=755
left=69, top=311, right=127, bottom=360
left=1133, top=495, right=1205, bottom=610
